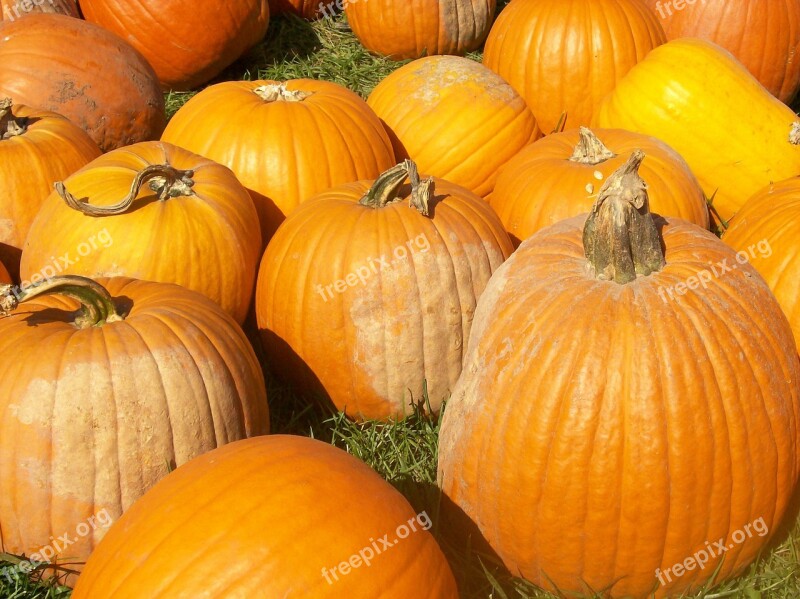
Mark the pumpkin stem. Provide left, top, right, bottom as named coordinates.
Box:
left=358, top=160, right=434, bottom=215
left=0, top=275, right=123, bottom=329
left=569, top=127, right=616, bottom=165
left=253, top=83, right=313, bottom=102
left=583, top=150, right=665, bottom=284
left=56, top=164, right=195, bottom=217
left=0, top=98, right=28, bottom=139
left=790, top=122, right=800, bottom=145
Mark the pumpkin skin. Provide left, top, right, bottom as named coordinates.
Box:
left=367, top=55, right=541, bottom=199
left=20, top=141, right=262, bottom=324
left=72, top=435, right=457, bottom=598
left=0, top=0, right=78, bottom=20
left=0, top=14, right=165, bottom=152
left=268, top=0, right=325, bottom=19
left=490, top=127, right=709, bottom=245
left=161, top=80, right=396, bottom=243
left=645, top=0, right=800, bottom=103
left=0, top=99, right=101, bottom=279
left=723, top=177, right=800, bottom=349
left=594, top=37, right=800, bottom=223
left=80, top=0, right=270, bottom=90
left=483, top=0, right=665, bottom=133
left=345, top=0, right=496, bottom=60
left=255, top=162, right=513, bottom=421
left=438, top=156, right=800, bottom=598
left=0, top=276, right=269, bottom=582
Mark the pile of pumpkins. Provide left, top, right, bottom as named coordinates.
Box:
left=1, top=0, right=799, bottom=598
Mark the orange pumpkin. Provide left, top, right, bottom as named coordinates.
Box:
left=20, top=142, right=262, bottom=324
left=0, top=14, right=165, bottom=152
left=723, top=177, right=800, bottom=349
left=645, top=0, right=800, bottom=103
left=346, top=0, right=496, bottom=60
left=0, top=276, right=268, bottom=581
left=161, top=80, right=396, bottom=243
left=268, top=0, right=325, bottom=19
left=483, top=0, right=666, bottom=133
left=72, top=435, right=457, bottom=598
left=0, top=98, right=101, bottom=279
left=438, top=153, right=800, bottom=598
left=490, top=127, right=709, bottom=245
left=0, top=0, right=77, bottom=20
left=256, top=161, right=513, bottom=420
left=367, top=55, right=540, bottom=199
left=80, top=0, right=270, bottom=90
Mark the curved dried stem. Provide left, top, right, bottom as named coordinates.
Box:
left=0, top=98, right=28, bottom=139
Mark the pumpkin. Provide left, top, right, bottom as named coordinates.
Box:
left=80, top=0, right=270, bottom=90
left=437, top=152, right=800, bottom=598
left=0, top=276, right=269, bottom=581
left=72, top=435, right=457, bottom=598
left=367, top=55, right=540, bottom=199
left=345, top=0, right=496, bottom=60
left=490, top=127, right=709, bottom=245
left=161, top=80, right=395, bottom=243
left=645, top=0, right=800, bottom=103
left=268, top=0, right=325, bottom=19
left=0, top=0, right=78, bottom=20
left=483, top=0, right=665, bottom=134
left=722, top=177, right=800, bottom=349
left=20, top=141, right=262, bottom=324
left=0, top=14, right=165, bottom=152
left=256, top=161, right=513, bottom=420
left=594, top=37, right=800, bottom=223
left=0, top=98, right=101, bottom=279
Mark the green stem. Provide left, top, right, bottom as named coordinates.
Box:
left=0, top=276, right=123, bottom=328
left=56, top=164, right=195, bottom=217
left=583, top=150, right=665, bottom=284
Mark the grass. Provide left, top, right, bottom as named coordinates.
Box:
left=5, top=6, right=800, bottom=599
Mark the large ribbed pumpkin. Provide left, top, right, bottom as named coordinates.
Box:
left=72, top=435, right=457, bottom=598
left=723, top=177, right=800, bottom=349
left=483, top=0, right=665, bottom=133
left=0, top=98, right=100, bottom=278
left=80, top=0, right=270, bottom=90
left=437, top=153, right=800, bottom=598
left=490, top=127, right=708, bottom=245
left=0, top=276, right=269, bottom=581
left=256, top=161, right=513, bottom=420
left=0, top=0, right=77, bottom=20
left=645, top=0, right=800, bottom=103
left=595, top=38, right=800, bottom=223
left=20, top=142, right=262, bottom=324
left=161, top=80, right=395, bottom=242
left=346, top=0, right=495, bottom=60
left=367, top=55, right=540, bottom=199
left=0, top=14, right=165, bottom=152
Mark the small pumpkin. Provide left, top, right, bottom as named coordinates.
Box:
left=0, top=14, right=165, bottom=152
left=256, top=161, right=513, bottom=420
left=72, top=435, right=457, bottom=598
left=438, top=152, right=800, bottom=598
left=0, top=0, right=78, bottom=20
left=268, top=0, right=325, bottom=19
left=0, top=98, right=101, bottom=279
left=367, top=55, right=540, bottom=199
left=161, top=80, right=395, bottom=242
left=594, top=37, right=800, bottom=223
left=645, top=0, right=800, bottom=103
left=0, top=276, right=269, bottom=581
left=20, top=141, right=262, bottom=324
left=80, top=0, right=270, bottom=90
left=346, top=0, right=496, bottom=60
left=723, top=177, right=800, bottom=349
left=490, top=127, right=709, bottom=245
left=483, top=0, right=665, bottom=133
